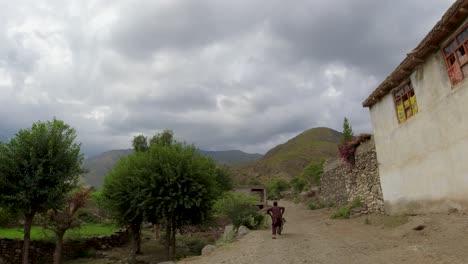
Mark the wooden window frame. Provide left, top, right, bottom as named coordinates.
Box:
left=443, top=24, right=468, bottom=86
left=393, top=80, right=418, bottom=124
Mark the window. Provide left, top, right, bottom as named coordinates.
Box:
left=393, top=80, right=418, bottom=123
left=443, top=25, right=468, bottom=86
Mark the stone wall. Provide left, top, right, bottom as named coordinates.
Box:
left=319, top=137, right=385, bottom=214
left=0, top=229, right=128, bottom=264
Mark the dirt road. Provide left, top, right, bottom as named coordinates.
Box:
left=179, top=200, right=468, bottom=264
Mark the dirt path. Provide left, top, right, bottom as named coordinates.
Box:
left=179, top=200, right=468, bottom=264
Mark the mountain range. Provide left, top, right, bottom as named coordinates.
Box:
left=81, top=127, right=343, bottom=188
left=81, top=148, right=262, bottom=188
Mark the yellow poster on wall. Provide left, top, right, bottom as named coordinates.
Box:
left=410, top=95, right=418, bottom=114
left=397, top=103, right=406, bottom=122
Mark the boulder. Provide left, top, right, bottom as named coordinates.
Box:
left=201, top=245, right=217, bottom=255
left=237, top=226, right=250, bottom=237
left=222, top=225, right=236, bottom=242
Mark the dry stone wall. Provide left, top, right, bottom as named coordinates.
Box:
left=319, top=137, right=384, bottom=214
left=0, top=229, right=128, bottom=264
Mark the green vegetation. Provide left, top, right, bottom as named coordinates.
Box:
left=291, top=160, right=325, bottom=193
left=331, top=197, right=362, bottom=219
left=103, top=130, right=219, bottom=262
left=265, top=178, right=290, bottom=200
left=0, top=118, right=84, bottom=264
left=213, top=191, right=264, bottom=229
left=342, top=117, right=354, bottom=143
left=0, top=224, right=117, bottom=240
left=307, top=201, right=324, bottom=210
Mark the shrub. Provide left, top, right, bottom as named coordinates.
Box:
left=213, top=191, right=264, bottom=229
left=265, top=178, right=290, bottom=200
left=307, top=201, right=324, bottom=210
left=331, top=207, right=351, bottom=219
left=290, top=177, right=306, bottom=193
left=301, top=160, right=324, bottom=187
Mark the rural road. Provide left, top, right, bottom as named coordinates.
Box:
left=179, top=200, right=468, bottom=264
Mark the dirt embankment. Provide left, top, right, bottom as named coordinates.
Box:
left=179, top=200, right=468, bottom=264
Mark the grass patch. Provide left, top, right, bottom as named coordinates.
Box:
left=0, top=224, right=117, bottom=240
left=331, top=197, right=362, bottom=219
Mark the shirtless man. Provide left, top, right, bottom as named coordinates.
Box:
left=266, top=201, right=285, bottom=239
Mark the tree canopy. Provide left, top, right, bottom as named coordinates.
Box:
left=103, top=132, right=218, bottom=261
left=0, top=118, right=84, bottom=264
left=342, top=117, right=354, bottom=142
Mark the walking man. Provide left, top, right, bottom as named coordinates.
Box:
left=267, top=201, right=285, bottom=239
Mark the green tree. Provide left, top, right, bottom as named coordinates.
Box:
left=143, top=143, right=217, bottom=260
left=103, top=134, right=218, bottom=262
left=102, top=152, right=148, bottom=264
left=214, top=166, right=234, bottom=196
left=149, top=129, right=174, bottom=147
left=132, top=135, right=148, bottom=152
left=0, top=119, right=84, bottom=264
left=342, top=117, right=354, bottom=142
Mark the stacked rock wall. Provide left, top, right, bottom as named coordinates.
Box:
left=319, top=137, right=384, bottom=214
left=0, top=229, right=128, bottom=264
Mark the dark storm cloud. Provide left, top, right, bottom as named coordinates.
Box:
left=0, top=0, right=455, bottom=155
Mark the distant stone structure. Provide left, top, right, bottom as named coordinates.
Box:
left=234, top=185, right=267, bottom=209
left=319, top=137, right=385, bottom=214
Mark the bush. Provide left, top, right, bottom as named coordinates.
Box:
left=290, top=177, right=307, bottom=193
left=213, top=192, right=265, bottom=229
left=265, top=178, right=290, bottom=200
left=307, top=201, right=324, bottom=210
left=331, top=207, right=351, bottom=219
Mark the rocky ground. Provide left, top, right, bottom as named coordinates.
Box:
left=179, top=200, right=468, bottom=264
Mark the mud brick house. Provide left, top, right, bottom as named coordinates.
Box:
left=363, top=0, right=468, bottom=214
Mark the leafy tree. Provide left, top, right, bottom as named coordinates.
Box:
left=43, top=189, right=91, bottom=264
left=143, top=143, right=218, bottom=260
left=132, top=135, right=148, bottom=152
left=342, top=117, right=354, bottom=142
left=214, top=166, right=234, bottom=196
left=265, top=178, right=290, bottom=200
left=149, top=129, right=174, bottom=147
left=0, top=119, right=84, bottom=264
left=301, top=160, right=324, bottom=186
left=102, top=153, right=148, bottom=264
left=103, top=132, right=217, bottom=262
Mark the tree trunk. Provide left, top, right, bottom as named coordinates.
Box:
left=129, top=224, right=139, bottom=264
left=136, top=224, right=141, bottom=254
left=53, top=232, right=64, bottom=264
left=22, top=213, right=35, bottom=264
left=170, top=218, right=176, bottom=260
left=154, top=224, right=160, bottom=239
left=165, top=224, right=171, bottom=260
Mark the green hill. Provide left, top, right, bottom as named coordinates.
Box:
left=231, top=127, right=342, bottom=183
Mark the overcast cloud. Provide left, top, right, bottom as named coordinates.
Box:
left=0, top=0, right=454, bottom=156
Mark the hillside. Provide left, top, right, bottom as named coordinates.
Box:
left=81, top=148, right=263, bottom=188
left=231, top=127, right=342, bottom=183
left=199, top=150, right=262, bottom=164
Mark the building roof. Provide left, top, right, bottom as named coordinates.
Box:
left=363, top=0, right=468, bottom=108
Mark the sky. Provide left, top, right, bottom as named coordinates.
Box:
left=0, top=0, right=455, bottom=157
